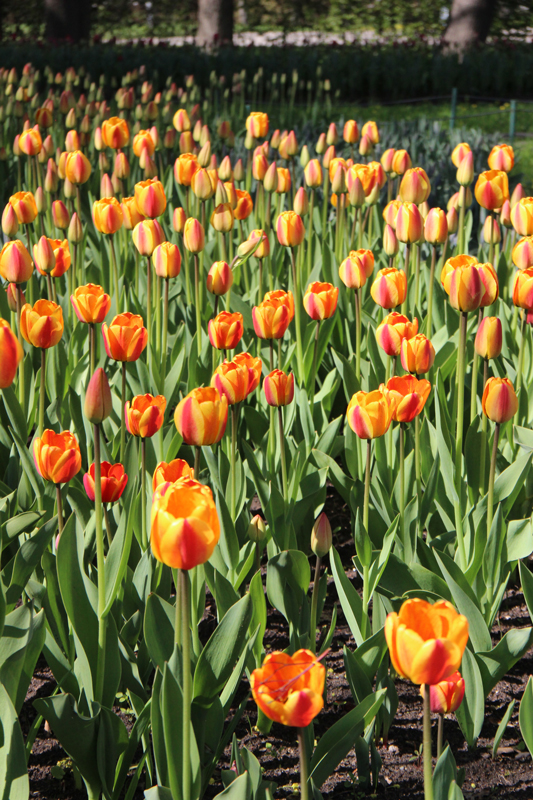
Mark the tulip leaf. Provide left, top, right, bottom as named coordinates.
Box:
left=455, top=648, right=485, bottom=748
left=433, top=745, right=462, bottom=800
left=310, top=689, right=386, bottom=788
left=330, top=547, right=364, bottom=646
left=492, top=699, right=515, bottom=759
left=507, top=519, right=533, bottom=562
left=514, top=425, right=533, bottom=452
left=519, top=561, right=533, bottom=620
left=476, top=627, right=533, bottom=698
left=10, top=427, right=42, bottom=501
left=2, top=386, right=27, bottom=443
left=213, top=772, right=251, bottom=800
left=143, top=787, right=173, bottom=800
left=103, top=482, right=138, bottom=617
left=96, top=706, right=129, bottom=800
left=4, top=514, right=57, bottom=609
left=312, top=449, right=354, bottom=505
left=0, top=682, right=29, bottom=800
left=519, top=676, right=533, bottom=758
left=144, top=593, right=175, bottom=673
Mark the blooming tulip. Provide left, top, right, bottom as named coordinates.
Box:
left=71, top=284, right=111, bottom=324
left=277, top=211, right=305, bottom=247
left=488, top=144, right=514, bottom=173
left=246, top=112, right=269, bottom=139
left=34, top=237, right=71, bottom=278
left=303, top=281, right=339, bottom=321
left=0, top=239, right=33, bottom=283
left=21, top=299, right=63, bottom=349
left=102, top=116, right=130, bottom=149
left=234, top=351, right=262, bottom=392
left=475, top=170, right=509, bottom=211
left=386, top=375, right=431, bottom=423
left=370, top=268, right=407, bottom=309
left=0, top=318, right=23, bottom=388
left=84, top=462, right=128, bottom=504
left=376, top=312, right=418, bottom=357
left=482, top=377, right=518, bottom=423
left=126, top=393, right=166, bottom=438
left=153, top=459, right=194, bottom=490
left=401, top=334, right=435, bottom=375
left=102, top=312, right=148, bottom=362
left=250, top=649, right=325, bottom=727
left=264, top=370, right=294, bottom=407
left=174, top=386, right=228, bottom=446
left=212, top=360, right=253, bottom=405
left=34, top=429, right=82, bottom=484
left=19, top=126, right=42, bottom=156
left=208, top=311, right=244, bottom=350
left=347, top=388, right=396, bottom=439
left=93, top=197, right=123, bottom=234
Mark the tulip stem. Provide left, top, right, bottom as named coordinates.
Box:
left=39, top=348, right=46, bottom=438
left=400, top=422, right=407, bottom=558
left=487, top=422, right=500, bottom=541
left=309, top=555, right=322, bottom=654
left=110, top=235, right=119, bottom=312
left=194, top=447, right=201, bottom=480
left=155, top=275, right=162, bottom=359
left=194, top=254, right=202, bottom=349
left=363, top=440, right=371, bottom=532
left=354, top=289, right=361, bottom=382
left=454, top=311, right=468, bottom=571
left=480, top=359, right=489, bottom=497
left=230, top=405, right=238, bottom=521
left=94, top=423, right=106, bottom=707
left=15, top=286, right=25, bottom=409
left=278, top=406, right=288, bottom=501
left=458, top=186, right=466, bottom=255
left=488, top=212, right=495, bottom=267
left=414, top=243, right=421, bottom=309
left=415, top=414, right=422, bottom=529
left=358, top=207, right=363, bottom=250
left=146, top=255, right=152, bottom=371
left=183, top=245, right=192, bottom=306
left=104, top=505, right=113, bottom=547
left=120, top=363, right=126, bottom=464
left=401, top=243, right=410, bottom=315
left=309, top=321, right=320, bottom=399
left=470, top=309, right=484, bottom=423
left=427, top=245, right=436, bottom=337
left=290, top=248, right=304, bottom=383
left=89, top=323, right=96, bottom=376
left=297, top=728, right=309, bottom=800
left=56, top=485, right=63, bottom=541
left=422, top=685, right=434, bottom=800
left=437, top=714, right=443, bottom=762
left=141, top=437, right=147, bottom=550
left=161, top=278, right=169, bottom=393
left=306, top=189, right=315, bottom=278
left=180, top=568, right=192, bottom=800
left=321, top=172, right=329, bottom=235
left=516, top=310, right=526, bottom=397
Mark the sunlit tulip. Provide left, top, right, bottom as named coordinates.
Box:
left=34, top=429, right=81, bottom=484
left=250, top=649, right=325, bottom=727
left=396, top=202, right=423, bottom=243
left=427, top=672, right=465, bottom=715
left=401, top=334, right=435, bottom=375
left=191, top=167, right=215, bottom=201
left=84, top=462, right=128, bottom=504
left=370, top=267, right=407, bottom=309
left=347, top=387, right=395, bottom=439
left=476, top=262, right=499, bottom=307
left=451, top=142, right=471, bottom=167
left=380, top=148, right=396, bottom=174
left=208, top=311, right=244, bottom=350
left=173, top=108, right=191, bottom=133
left=512, top=237, right=533, bottom=270
left=441, top=255, right=483, bottom=313
left=399, top=167, right=431, bottom=205
left=276, top=167, right=292, bottom=195
left=133, top=129, right=155, bottom=158
left=211, top=202, right=234, bottom=233
left=126, top=393, right=166, bottom=438
left=362, top=120, right=379, bottom=145
left=386, top=375, right=431, bottom=423
left=246, top=112, right=269, bottom=139
left=253, top=295, right=291, bottom=339
left=102, top=116, right=129, bottom=149
left=102, top=312, right=148, bottom=362
left=19, top=125, right=42, bottom=156
left=447, top=207, right=458, bottom=234
left=248, top=515, right=266, bottom=543
left=9, top=191, right=37, bottom=224
left=424, top=208, right=448, bottom=244
left=242, top=229, right=270, bottom=260
left=511, top=182, right=525, bottom=209
left=71, top=284, right=111, bottom=324
left=207, top=260, right=233, bottom=295
left=84, top=367, right=112, bottom=425
left=385, top=598, right=469, bottom=685
left=303, top=281, right=339, bottom=321
left=132, top=219, right=165, bottom=257
left=376, top=312, right=418, bottom=357
left=339, top=253, right=367, bottom=290
left=134, top=178, right=166, bottom=218
left=174, top=152, right=199, bottom=186
left=343, top=119, right=359, bottom=144
left=391, top=149, right=412, bottom=175
left=252, top=152, right=268, bottom=182
left=153, top=242, right=181, bottom=278
left=173, top=207, right=187, bottom=233
left=0, top=318, right=23, bottom=388
left=488, top=144, right=514, bottom=173
left=263, top=369, right=295, bottom=407
left=121, top=196, right=145, bottom=230
left=263, top=289, right=295, bottom=322
left=482, top=377, right=518, bottom=423
left=34, top=237, right=71, bottom=278
left=212, top=359, right=253, bottom=405
left=93, top=197, right=123, bottom=234
left=183, top=218, right=205, bottom=253
left=2, top=203, right=19, bottom=237
left=511, top=197, right=533, bottom=236
left=277, top=211, right=305, bottom=247
left=513, top=267, right=533, bottom=310
left=153, top=459, right=194, bottom=490
left=21, top=299, right=63, bottom=348
left=174, top=386, right=228, bottom=445
left=457, top=151, right=474, bottom=186
left=475, top=316, right=502, bottom=360
left=0, top=239, right=33, bottom=283
left=65, top=150, right=91, bottom=184
left=475, top=170, right=509, bottom=211
left=383, top=224, right=399, bottom=257
left=383, top=199, right=402, bottom=228
left=233, top=351, right=262, bottom=392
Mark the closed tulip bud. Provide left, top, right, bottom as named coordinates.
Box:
left=32, top=235, right=55, bottom=274
left=51, top=199, right=69, bottom=230
left=376, top=312, right=419, bottom=357
left=114, top=151, right=130, bottom=180
left=475, top=170, right=509, bottom=211
left=441, top=254, right=484, bottom=312
left=392, top=149, right=412, bottom=176
left=303, top=281, right=338, bottom=320
left=500, top=199, right=512, bottom=228
left=222, top=180, right=237, bottom=209
left=111, top=173, right=123, bottom=195
left=371, top=267, right=407, bottom=309
left=174, top=153, right=200, bottom=187
left=293, top=186, right=308, bottom=217
left=261, top=161, right=277, bottom=194
left=44, top=159, right=58, bottom=193
left=326, top=122, right=338, bottom=146
left=35, top=187, right=46, bottom=215
left=163, top=128, right=176, bottom=149
left=424, top=207, right=448, bottom=245
left=64, top=129, right=80, bottom=152
left=399, top=167, right=431, bottom=204
left=328, top=157, right=346, bottom=183
left=234, top=158, right=245, bottom=182
left=382, top=224, right=399, bottom=257
left=322, top=145, right=335, bottom=170
left=94, top=126, right=103, bottom=150
left=102, top=312, right=148, bottom=362
left=9, top=191, right=37, bottom=224
left=215, top=180, right=228, bottom=206
left=513, top=267, right=533, bottom=309
left=0, top=318, right=23, bottom=387
left=358, top=133, right=372, bottom=156
left=283, top=130, right=298, bottom=158
left=6, top=283, right=24, bottom=312
left=426, top=672, right=465, bottom=715
left=200, top=124, right=211, bottom=147
left=173, top=108, right=191, bottom=133
left=36, top=106, right=53, bottom=128
left=207, top=260, right=233, bottom=296
left=173, top=206, right=187, bottom=234
left=396, top=202, right=423, bottom=243
left=277, top=210, right=305, bottom=247
left=381, top=148, right=396, bottom=174
left=303, top=159, right=321, bottom=190
left=348, top=175, right=366, bottom=208
left=34, top=429, right=81, bottom=485
left=252, top=152, right=268, bottom=182
left=383, top=199, right=401, bottom=228
left=331, top=163, right=346, bottom=195
left=183, top=217, right=205, bottom=253
left=339, top=253, right=367, bottom=289
left=451, top=142, right=471, bottom=168
left=297, top=145, right=309, bottom=170
left=0, top=239, right=33, bottom=283
left=134, top=178, right=166, bottom=218
left=483, top=215, right=501, bottom=245
left=401, top=333, right=435, bottom=375
left=217, top=155, right=232, bottom=183
left=93, top=197, right=123, bottom=234
left=475, top=316, right=502, bottom=360
left=65, top=149, right=91, bottom=184
left=191, top=167, right=215, bottom=201
left=482, top=377, right=518, bottom=423
left=488, top=144, right=514, bottom=173
left=342, top=119, right=358, bottom=144
left=98, top=151, right=110, bottom=173
left=311, top=512, right=332, bottom=558
left=179, top=131, right=194, bottom=154
left=126, top=393, right=166, bottom=438
left=217, top=119, right=231, bottom=139
left=511, top=197, right=533, bottom=236
left=447, top=206, right=459, bottom=233
left=12, top=134, right=21, bottom=157
left=211, top=202, right=234, bottom=233
left=21, top=299, right=64, bottom=348
left=133, top=130, right=155, bottom=158
left=84, top=367, right=112, bottom=424
left=456, top=151, right=474, bottom=186
left=2, top=203, right=19, bottom=236
left=100, top=173, right=114, bottom=198
left=511, top=182, right=525, bottom=209
left=248, top=514, right=266, bottom=543
left=476, top=261, right=499, bottom=307
left=19, top=125, right=42, bottom=156
left=208, top=311, right=244, bottom=350
left=347, top=387, right=395, bottom=439
left=71, top=283, right=111, bottom=324
left=175, top=386, right=228, bottom=445
left=246, top=111, right=269, bottom=139
left=512, top=236, right=533, bottom=270
left=153, top=242, right=181, bottom=278
left=362, top=120, right=379, bottom=145
left=65, top=109, right=77, bottom=130
left=132, top=219, right=165, bottom=257
left=386, top=375, right=431, bottom=423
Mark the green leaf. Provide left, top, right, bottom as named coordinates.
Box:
left=455, top=648, right=484, bottom=748
left=4, top=515, right=57, bottom=608
left=0, top=683, right=29, bottom=800
left=492, top=699, right=515, bottom=759
left=161, top=662, right=201, bottom=800
left=96, top=707, right=129, bottom=800
left=330, top=547, right=363, bottom=646
left=10, top=427, right=42, bottom=500
left=520, top=561, right=533, bottom=620
left=266, top=550, right=310, bottom=633
left=144, top=593, right=175, bottom=672
left=519, top=676, right=533, bottom=758
left=213, top=772, right=251, bottom=800
left=0, top=606, right=45, bottom=713
left=476, top=627, right=533, bottom=698
left=508, top=519, right=533, bottom=562
left=433, top=746, right=462, bottom=800
left=2, top=385, right=27, bottom=442
left=103, top=484, right=137, bottom=616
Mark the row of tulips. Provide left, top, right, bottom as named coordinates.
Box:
left=0, top=61, right=531, bottom=800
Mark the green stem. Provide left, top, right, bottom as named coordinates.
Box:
left=161, top=279, right=169, bottom=393
left=103, top=505, right=113, bottom=547
left=415, top=414, right=421, bottom=528
left=363, top=439, right=371, bottom=531
left=516, top=310, right=526, bottom=396
left=94, top=423, right=106, bottom=706
left=321, top=172, right=329, bottom=235
left=309, top=555, right=322, bottom=654
left=437, top=714, right=443, bottom=762
left=362, top=562, right=370, bottom=640
left=39, top=348, right=46, bottom=438
left=306, top=189, right=315, bottom=278
left=480, top=359, right=489, bottom=497
left=400, top=422, right=406, bottom=555
left=141, top=437, right=147, bottom=550
left=110, top=235, right=120, bottom=312
left=278, top=406, right=288, bottom=501
left=155, top=275, right=162, bottom=359
left=401, top=243, right=410, bottom=316
left=180, top=569, right=192, bottom=800
left=423, top=685, right=434, bottom=800
left=183, top=242, right=192, bottom=305
left=15, top=286, right=25, bottom=408
left=290, top=247, right=304, bottom=383
left=454, top=311, right=468, bottom=570
left=146, top=255, right=152, bottom=370
left=89, top=323, right=96, bottom=376
left=309, top=321, right=320, bottom=399
left=427, top=246, right=436, bottom=337
left=488, top=212, right=495, bottom=267
left=120, top=362, right=126, bottom=463
left=458, top=186, right=466, bottom=255
left=470, top=308, right=484, bottom=423
left=230, top=404, right=238, bottom=521
left=194, top=446, right=200, bottom=480
left=487, top=422, right=500, bottom=540
left=358, top=206, right=363, bottom=250
left=174, top=571, right=181, bottom=646
left=414, top=243, right=421, bottom=309
left=355, top=289, right=361, bottom=382
left=194, top=254, right=202, bottom=348
left=298, top=728, right=309, bottom=800
left=56, top=484, right=64, bottom=540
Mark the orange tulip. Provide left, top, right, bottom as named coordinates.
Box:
left=183, top=218, right=205, bottom=253
left=380, top=148, right=396, bottom=174
left=277, top=211, right=305, bottom=247
left=132, top=219, right=165, bottom=257
left=84, top=461, right=128, bottom=504
left=441, top=255, right=483, bottom=313
left=133, top=129, right=155, bottom=158
left=475, top=170, right=509, bottom=211
left=102, top=116, right=130, bottom=149
left=174, top=386, right=228, bottom=446
left=383, top=199, right=402, bottom=229
left=151, top=478, right=220, bottom=570
left=174, top=153, right=200, bottom=186
left=9, top=191, right=37, bottom=224
left=385, top=375, right=431, bottom=423
left=241, top=229, right=270, bottom=260
left=385, top=598, right=469, bottom=685
left=233, top=351, right=262, bottom=392
left=482, top=377, right=518, bottom=423
left=211, top=202, right=234, bottom=233
left=34, top=237, right=71, bottom=278
left=476, top=262, right=499, bottom=307
left=207, top=260, right=233, bottom=295
left=424, top=208, right=448, bottom=245
left=71, top=284, right=111, bottom=324
left=234, top=189, right=253, bottom=220
left=304, top=159, right=323, bottom=188
left=343, top=119, right=359, bottom=144
left=102, top=312, right=148, bottom=362
left=173, top=207, right=187, bottom=234
left=246, top=112, right=269, bottom=139
left=347, top=388, right=396, bottom=439
left=212, top=359, right=253, bottom=405
left=370, top=267, right=407, bottom=309
left=93, top=197, right=123, bottom=234
left=152, top=458, right=194, bottom=491
left=65, top=150, right=92, bottom=184
left=134, top=178, right=166, bottom=218
left=475, top=316, right=502, bottom=360
left=339, top=253, right=367, bottom=290
left=451, top=142, right=471, bottom=167
left=399, top=167, right=431, bottom=205
left=153, top=242, right=181, bottom=279
left=191, top=167, right=215, bottom=201
left=208, top=311, right=244, bottom=350
left=19, top=126, right=42, bottom=156
left=34, top=429, right=82, bottom=484
left=400, top=334, right=435, bottom=375
left=426, top=671, right=465, bottom=715
left=173, top=108, right=191, bottom=133
left=488, top=144, right=514, bottom=173
left=264, top=369, right=294, bottom=407
left=0, top=318, right=23, bottom=388
left=303, top=281, right=339, bottom=321
left=263, top=289, right=295, bottom=324
left=510, top=197, right=533, bottom=236
left=21, top=299, right=63, bottom=349
left=0, top=239, right=33, bottom=283
left=513, top=267, right=533, bottom=310
left=396, top=202, right=423, bottom=243
left=512, top=237, right=533, bottom=270
left=250, top=649, right=325, bottom=727
left=126, top=393, right=166, bottom=438
left=376, top=312, right=418, bottom=357
left=391, top=149, right=412, bottom=176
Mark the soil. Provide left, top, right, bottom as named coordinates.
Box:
left=22, top=485, right=533, bottom=800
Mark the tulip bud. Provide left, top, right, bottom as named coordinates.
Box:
left=293, top=186, right=309, bottom=216
left=511, top=182, right=525, bottom=209
left=457, top=151, right=474, bottom=186
left=400, top=333, right=435, bottom=375
left=173, top=207, right=186, bottom=234
left=396, top=202, right=423, bottom=244
left=483, top=215, right=501, bottom=245
left=475, top=316, right=502, bottom=360
left=391, top=149, right=412, bottom=176
left=2, top=203, right=18, bottom=237
left=277, top=210, right=305, bottom=247
left=84, top=368, right=113, bottom=424
left=447, top=206, right=458, bottom=234
left=381, top=148, right=396, bottom=174
left=383, top=224, right=399, bottom=257
left=331, top=164, right=346, bottom=195
left=207, top=260, right=233, bottom=295
left=482, top=377, right=518, bottom=423
left=500, top=199, right=512, bottom=228
left=323, top=145, right=335, bottom=169
left=6, top=282, right=24, bottom=312
left=52, top=199, right=70, bottom=229
left=326, top=123, right=338, bottom=146
left=67, top=212, right=83, bottom=244
left=512, top=236, right=533, bottom=270
left=248, top=514, right=266, bottom=543
left=114, top=151, right=130, bottom=180
left=400, top=168, right=431, bottom=205
left=234, top=159, right=245, bottom=182
left=348, top=176, right=365, bottom=208
left=198, top=141, right=211, bottom=168
left=311, top=512, right=332, bottom=558
left=183, top=217, right=205, bottom=253
left=211, top=202, right=234, bottom=233
left=424, top=208, right=448, bottom=245
left=263, top=161, right=278, bottom=194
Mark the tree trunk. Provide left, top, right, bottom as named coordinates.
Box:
left=197, top=0, right=233, bottom=48
left=45, top=0, right=91, bottom=42
left=442, top=0, right=497, bottom=52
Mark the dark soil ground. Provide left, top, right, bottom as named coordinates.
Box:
left=22, top=485, right=533, bottom=799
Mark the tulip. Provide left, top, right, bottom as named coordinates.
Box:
left=362, top=120, right=379, bottom=145
left=174, top=153, right=200, bottom=186
left=370, top=267, right=407, bottom=309
left=71, top=284, right=111, bottom=324
left=310, top=513, right=332, bottom=559
left=84, top=461, right=128, bottom=504
left=399, top=167, right=431, bottom=205
left=343, top=120, right=359, bottom=145
left=381, top=148, right=396, bottom=174
left=207, top=260, right=233, bottom=296
left=427, top=671, right=466, bottom=718
left=304, top=159, right=322, bottom=188
left=218, top=155, right=233, bottom=182
left=208, top=311, right=244, bottom=351
left=151, top=478, right=220, bottom=570
left=488, top=143, right=514, bottom=172
left=264, top=369, right=295, bottom=407
left=34, top=429, right=81, bottom=484
left=451, top=142, right=471, bottom=167
left=133, top=130, right=155, bottom=158
left=277, top=210, right=305, bottom=247
left=241, top=229, right=270, bottom=261
left=457, top=151, right=474, bottom=186
left=475, top=170, right=509, bottom=211
left=233, top=351, right=262, bottom=392
left=303, top=281, right=339, bottom=321
left=34, top=237, right=71, bottom=278
left=396, top=202, right=423, bottom=243
left=173, top=108, right=191, bottom=133
left=65, top=150, right=91, bottom=184
left=339, top=253, right=367, bottom=290
left=347, top=388, right=395, bottom=440
left=121, top=196, right=145, bottom=230
left=102, top=116, right=129, bottom=149
left=500, top=199, right=512, bottom=228
left=65, top=130, right=80, bottom=152
left=20, top=299, right=63, bottom=349
left=175, top=386, right=228, bottom=455
left=132, top=219, right=165, bottom=257
left=93, top=197, right=123, bottom=234
left=172, top=207, right=187, bottom=234
left=183, top=218, right=205, bottom=253
left=424, top=208, right=448, bottom=245
left=511, top=197, right=533, bottom=236
left=0, top=318, right=23, bottom=388
left=248, top=515, right=267, bottom=546
left=2, top=203, right=19, bottom=237
left=447, top=207, right=458, bottom=234
left=512, top=237, right=533, bottom=270
left=252, top=153, right=268, bottom=182
left=9, top=191, right=37, bottom=224
left=401, top=334, right=435, bottom=375
left=385, top=598, right=468, bottom=685
left=102, top=312, right=148, bottom=362
left=212, top=359, right=253, bottom=405
left=0, top=239, right=33, bottom=283
left=246, top=112, right=269, bottom=139
left=191, top=167, right=215, bottom=201
left=476, top=262, right=499, bottom=307
left=511, top=182, right=525, bottom=208
left=153, top=242, right=181, bottom=279
left=383, top=199, right=402, bottom=228
left=153, top=458, right=194, bottom=490
left=84, top=367, right=113, bottom=424
left=250, top=649, right=325, bottom=727
left=211, top=202, right=234, bottom=233
left=475, top=316, right=502, bottom=360
left=376, top=312, right=418, bottom=357
left=386, top=375, right=431, bottom=423
left=391, top=150, right=413, bottom=178
left=19, top=125, right=42, bottom=156
left=126, top=393, right=166, bottom=438
left=482, top=377, right=518, bottom=424
left=134, top=178, right=166, bottom=219
left=114, top=152, right=130, bottom=181
left=441, top=254, right=483, bottom=313
left=383, top=225, right=399, bottom=258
